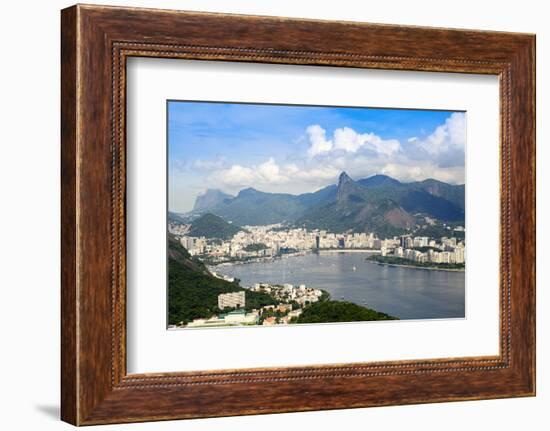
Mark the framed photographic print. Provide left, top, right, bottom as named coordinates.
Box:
left=61, top=4, right=536, bottom=425
left=165, top=101, right=466, bottom=329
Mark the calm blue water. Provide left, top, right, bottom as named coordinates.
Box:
left=215, top=252, right=465, bottom=320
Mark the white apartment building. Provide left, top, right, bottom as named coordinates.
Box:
left=180, top=236, right=207, bottom=255
left=218, top=291, right=245, bottom=309
left=413, top=236, right=429, bottom=247
left=454, top=246, right=465, bottom=263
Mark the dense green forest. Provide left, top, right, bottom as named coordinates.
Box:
left=296, top=300, right=397, bottom=324
left=187, top=213, right=243, bottom=240
left=168, top=236, right=276, bottom=325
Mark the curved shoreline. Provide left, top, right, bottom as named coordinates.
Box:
left=365, top=260, right=465, bottom=272
left=208, top=250, right=312, bottom=268
left=209, top=250, right=465, bottom=273
left=209, top=249, right=379, bottom=269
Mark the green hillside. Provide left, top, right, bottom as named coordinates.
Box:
left=297, top=172, right=415, bottom=236
left=168, top=236, right=275, bottom=325
left=297, top=300, right=397, bottom=324
left=188, top=212, right=243, bottom=240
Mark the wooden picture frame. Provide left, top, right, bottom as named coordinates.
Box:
left=61, top=4, right=536, bottom=425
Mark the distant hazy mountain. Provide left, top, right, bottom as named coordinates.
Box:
left=223, top=188, right=306, bottom=225
left=357, top=174, right=402, bottom=188
left=296, top=184, right=338, bottom=208
left=185, top=173, right=464, bottom=234
left=356, top=174, right=465, bottom=219
left=411, top=178, right=465, bottom=211
left=188, top=213, right=244, bottom=239
left=193, top=189, right=233, bottom=212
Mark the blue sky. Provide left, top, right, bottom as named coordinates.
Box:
left=168, top=101, right=465, bottom=213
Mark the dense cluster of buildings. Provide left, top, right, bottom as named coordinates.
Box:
left=250, top=282, right=324, bottom=307
left=179, top=235, right=208, bottom=256
left=381, top=234, right=465, bottom=264
left=168, top=222, right=189, bottom=236
left=179, top=224, right=318, bottom=258
left=174, top=223, right=466, bottom=266
left=176, top=224, right=390, bottom=259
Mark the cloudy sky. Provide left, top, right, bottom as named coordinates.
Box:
left=168, top=101, right=465, bottom=213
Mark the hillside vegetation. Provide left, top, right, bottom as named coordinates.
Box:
left=168, top=236, right=275, bottom=325
left=297, top=300, right=397, bottom=324
left=188, top=213, right=243, bottom=240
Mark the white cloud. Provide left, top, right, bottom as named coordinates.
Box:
left=209, top=158, right=342, bottom=194
left=292, top=165, right=341, bottom=181
left=334, top=127, right=401, bottom=156
left=416, top=112, right=465, bottom=155
left=333, top=127, right=364, bottom=152
left=306, top=125, right=332, bottom=157
left=307, top=125, right=401, bottom=158
left=202, top=152, right=465, bottom=204
left=212, top=160, right=290, bottom=189
left=257, top=158, right=289, bottom=184
left=300, top=119, right=464, bottom=185
left=380, top=162, right=464, bottom=184
left=193, top=114, right=465, bottom=206
left=216, top=164, right=256, bottom=187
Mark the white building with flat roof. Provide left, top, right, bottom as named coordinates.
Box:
left=223, top=310, right=259, bottom=325
left=218, top=291, right=245, bottom=309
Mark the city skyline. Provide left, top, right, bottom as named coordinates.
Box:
left=169, top=101, right=466, bottom=213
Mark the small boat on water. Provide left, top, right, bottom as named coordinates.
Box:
left=352, top=266, right=357, bottom=271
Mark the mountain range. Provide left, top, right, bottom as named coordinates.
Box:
left=185, top=173, right=464, bottom=236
